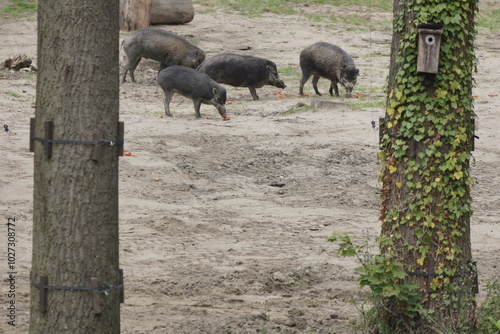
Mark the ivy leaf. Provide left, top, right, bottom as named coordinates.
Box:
left=436, top=90, right=448, bottom=99
left=390, top=99, right=399, bottom=108
left=450, top=81, right=461, bottom=90
left=395, top=90, right=404, bottom=100
left=420, top=246, right=430, bottom=257
left=415, top=229, right=424, bottom=238
left=414, top=134, right=424, bottom=142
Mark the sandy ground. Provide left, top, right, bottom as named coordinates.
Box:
left=1, top=3, right=499, bottom=333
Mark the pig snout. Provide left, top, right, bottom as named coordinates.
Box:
left=276, top=79, right=286, bottom=89
left=342, top=81, right=355, bottom=96
left=266, top=64, right=286, bottom=89
left=340, top=67, right=358, bottom=96
left=211, top=87, right=227, bottom=117
left=191, top=50, right=206, bottom=69
left=215, top=104, right=227, bottom=118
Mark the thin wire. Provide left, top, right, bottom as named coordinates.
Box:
left=31, top=280, right=123, bottom=294
left=31, top=136, right=123, bottom=146
left=369, top=0, right=379, bottom=145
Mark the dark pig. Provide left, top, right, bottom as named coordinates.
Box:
left=122, top=28, right=205, bottom=82
left=197, top=53, right=286, bottom=100
left=299, top=42, right=359, bottom=97
left=157, top=65, right=227, bottom=119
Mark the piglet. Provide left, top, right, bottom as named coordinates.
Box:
left=157, top=65, right=228, bottom=119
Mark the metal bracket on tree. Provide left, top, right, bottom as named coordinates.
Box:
left=29, top=118, right=125, bottom=159
left=30, top=269, right=124, bottom=314
left=405, top=261, right=479, bottom=294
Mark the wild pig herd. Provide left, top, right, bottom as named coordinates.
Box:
left=121, top=27, right=359, bottom=119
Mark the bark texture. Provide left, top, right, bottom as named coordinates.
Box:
left=120, top=0, right=152, bottom=31
left=30, top=0, right=121, bottom=333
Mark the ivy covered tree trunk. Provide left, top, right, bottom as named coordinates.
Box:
left=30, top=0, right=121, bottom=332
left=379, top=0, right=478, bottom=332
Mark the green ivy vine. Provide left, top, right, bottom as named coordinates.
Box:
left=381, top=0, right=479, bottom=330
left=331, top=0, right=480, bottom=332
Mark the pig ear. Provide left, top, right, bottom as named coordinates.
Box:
left=355, top=69, right=360, bottom=75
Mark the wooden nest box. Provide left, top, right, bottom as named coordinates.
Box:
left=417, top=28, right=444, bottom=74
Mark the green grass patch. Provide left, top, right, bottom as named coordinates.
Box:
left=278, top=66, right=302, bottom=81
left=194, top=0, right=392, bottom=15
left=346, top=97, right=385, bottom=111
left=300, top=0, right=392, bottom=11
left=1, top=0, right=37, bottom=14
left=303, top=5, right=392, bottom=31
left=364, top=52, right=386, bottom=58
left=477, top=8, right=500, bottom=31
left=7, top=91, right=21, bottom=98
left=195, top=0, right=295, bottom=15
left=194, top=0, right=392, bottom=32
left=283, top=102, right=314, bottom=115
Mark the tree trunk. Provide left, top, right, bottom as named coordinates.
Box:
left=120, top=0, right=152, bottom=31
left=30, top=0, right=121, bottom=333
left=379, top=0, right=478, bottom=332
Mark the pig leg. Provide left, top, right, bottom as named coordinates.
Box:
left=122, top=56, right=139, bottom=82
left=248, top=87, right=260, bottom=100
left=193, top=100, right=202, bottom=119
left=121, top=68, right=129, bottom=83
left=299, top=73, right=311, bottom=96
left=162, top=90, right=174, bottom=117
left=329, top=80, right=340, bottom=97
left=122, top=58, right=135, bottom=82
left=128, top=58, right=142, bottom=82
left=312, top=75, right=322, bottom=96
